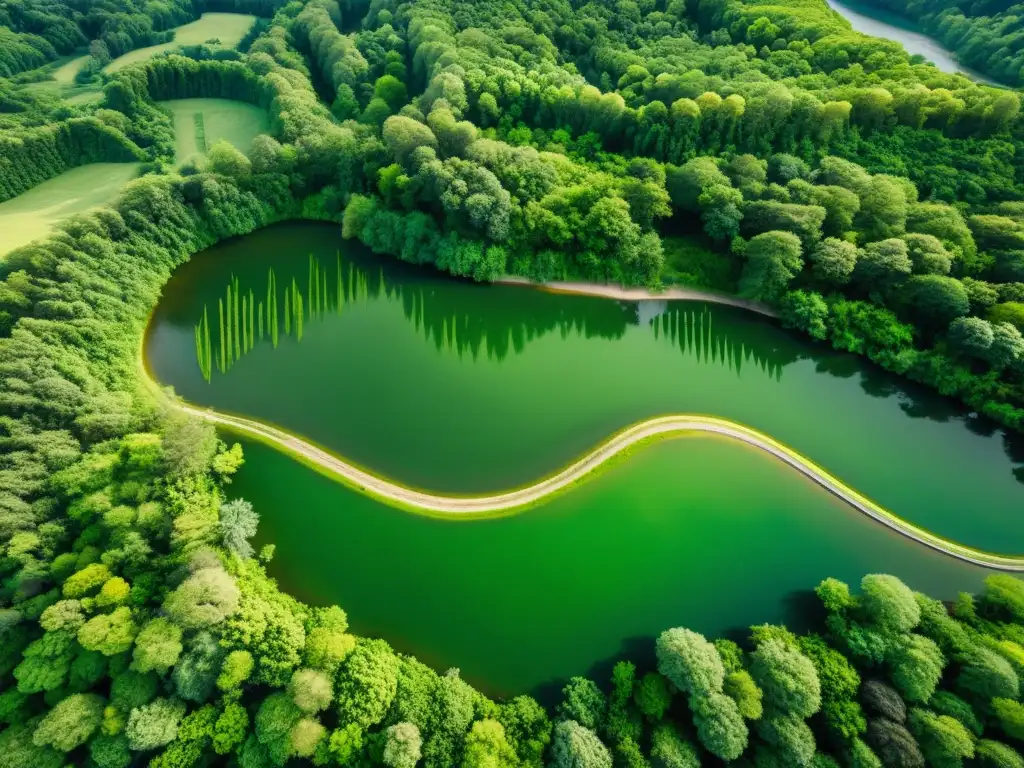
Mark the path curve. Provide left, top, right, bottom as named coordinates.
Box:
left=182, top=404, right=1024, bottom=572
left=495, top=277, right=777, bottom=317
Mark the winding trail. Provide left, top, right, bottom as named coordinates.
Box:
left=181, top=404, right=1024, bottom=572
left=495, top=277, right=777, bottom=317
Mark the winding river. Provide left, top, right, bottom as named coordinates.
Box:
left=145, top=222, right=1022, bottom=697
left=826, top=0, right=1001, bottom=85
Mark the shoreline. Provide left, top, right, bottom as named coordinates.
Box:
left=495, top=277, right=778, bottom=317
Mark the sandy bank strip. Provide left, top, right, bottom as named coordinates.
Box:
left=182, top=405, right=1024, bottom=572
left=496, top=277, right=778, bottom=318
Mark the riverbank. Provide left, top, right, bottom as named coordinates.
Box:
left=496, top=277, right=778, bottom=317
left=168, top=397, right=1024, bottom=571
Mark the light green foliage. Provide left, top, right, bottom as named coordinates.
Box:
left=326, top=723, right=364, bottom=765
left=975, top=740, right=1024, bottom=768
left=903, top=234, right=952, bottom=275
left=255, top=692, right=303, bottom=765
left=749, top=638, right=821, bottom=717
left=817, top=578, right=854, bottom=612
left=958, top=647, right=1019, bottom=703
left=0, top=723, right=64, bottom=768
left=132, top=618, right=183, bottom=674
left=290, top=717, right=326, bottom=758
left=855, top=239, right=912, bottom=289
left=849, top=738, right=883, bottom=768
left=557, top=677, right=607, bottom=731
left=78, top=606, right=138, bottom=655
left=691, top=691, right=748, bottom=761
left=217, top=650, right=255, bottom=691
left=994, top=697, right=1024, bottom=740
left=206, top=141, right=252, bottom=179
left=724, top=670, right=763, bottom=720
left=550, top=720, right=612, bottom=768
left=606, top=661, right=641, bottom=744
left=335, top=639, right=399, bottom=729
left=125, top=697, right=186, bottom=751
left=383, top=722, right=423, bottom=768
left=96, top=577, right=130, bottom=607
left=289, top=668, right=333, bottom=713
left=212, top=442, right=245, bottom=480
left=982, top=575, right=1024, bottom=623
left=714, top=639, right=745, bottom=673
left=163, top=566, right=240, bottom=629
left=63, top=562, right=112, bottom=598
left=656, top=628, right=724, bottom=697
left=907, top=708, right=975, bottom=767
left=739, top=230, right=803, bottom=301
left=810, top=237, right=858, bottom=286
left=213, top=701, right=249, bottom=755
left=929, top=691, right=982, bottom=736
left=887, top=634, right=945, bottom=704
left=39, top=600, right=84, bottom=632
left=757, top=714, right=817, bottom=767
left=649, top=724, right=700, bottom=768
left=32, top=693, right=104, bottom=751
left=634, top=672, right=672, bottom=721
left=498, top=695, right=551, bottom=767
left=172, top=630, right=225, bottom=703
left=463, top=719, right=518, bottom=767
left=220, top=563, right=307, bottom=687
left=861, top=575, right=921, bottom=634
left=423, top=668, right=475, bottom=767
left=780, top=290, right=829, bottom=340
left=219, top=498, right=259, bottom=559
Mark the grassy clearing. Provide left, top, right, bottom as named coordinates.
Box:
left=104, top=13, right=257, bottom=73
left=25, top=55, right=102, bottom=104
left=50, top=54, right=90, bottom=84
left=0, top=163, right=140, bottom=257
left=160, top=98, right=269, bottom=163
left=661, top=234, right=740, bottom=293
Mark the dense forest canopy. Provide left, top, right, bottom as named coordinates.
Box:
left=1, top=0, right=1024, bottom=765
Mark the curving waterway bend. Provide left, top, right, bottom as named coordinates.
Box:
left=174, top=402, right=1024, bottom=572
left=145, top=222, right=1024, bottom=695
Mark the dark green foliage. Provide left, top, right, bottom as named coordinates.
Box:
left=557, top=677, right=607, bottom=732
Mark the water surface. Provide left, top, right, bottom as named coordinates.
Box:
left=144, top=220, right=1022, bottom=697
left=826, top=0, right=1001, bottom=85
left=146, top=222, right=1024, bottom=553
left=236, top=434, right=991, bottom=698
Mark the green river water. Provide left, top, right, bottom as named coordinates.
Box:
left=145, top=221, right=1022, bottom=697
left=825, top=0, right=1002, bottom=85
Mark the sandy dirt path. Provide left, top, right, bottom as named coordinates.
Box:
left=183, top=405, right=1024, bottom=571
left=495, top=278, right=778, bottom=317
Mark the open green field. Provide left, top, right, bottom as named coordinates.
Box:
left=160, top=98, right=269, bottom=163
left=50, top=54, right=90, bottom=84
left=0, top=163, right=140, bottom=257
left=104, top=13, right=257, bottom=73
left=26, top=54, right=103, bottom=104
